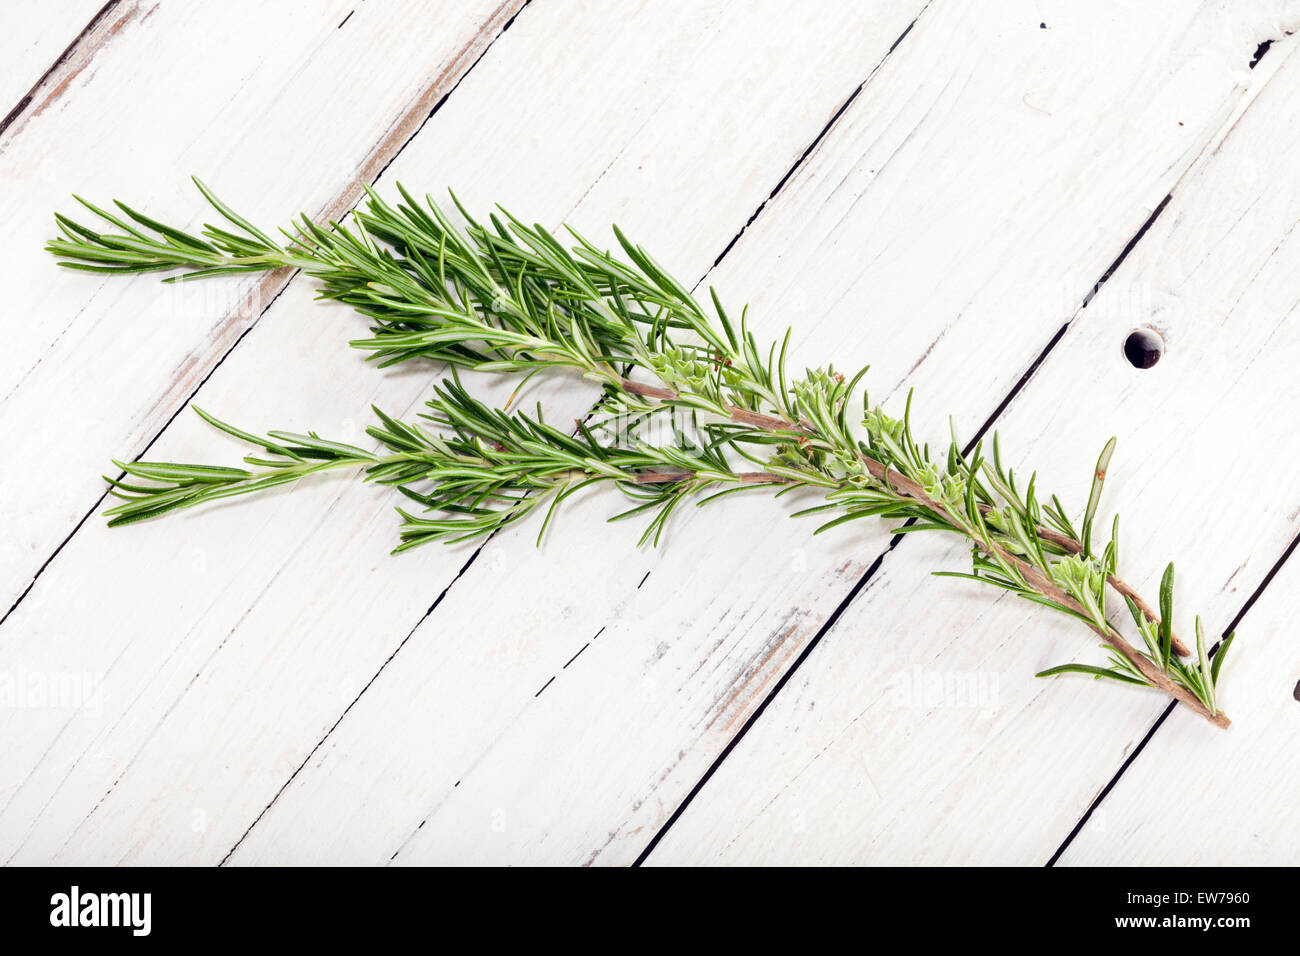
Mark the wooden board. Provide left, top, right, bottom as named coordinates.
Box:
left=3, top=0, right=1299, bottom=866
left=0, top=0, right=929, bottom=864
left=648, top=27, right=1300, bottom=865
left=230, top=2, right=1296, bottom=865
left=0, top=0, right=523, bottom=611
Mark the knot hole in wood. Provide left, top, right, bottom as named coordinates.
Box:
left=1123, top=327, right=1164, bottom=369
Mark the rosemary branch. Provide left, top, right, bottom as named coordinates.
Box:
left=46, top=179, right=1234, bottom=726
left=619, top=379, right=1218, bottom=723
left=622, top=377, right=1194, bottom=659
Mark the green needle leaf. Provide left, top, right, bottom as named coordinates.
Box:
left=1036, top=663, right=1151, bottom=686
left=1081, top=436, right=1116, bottom=558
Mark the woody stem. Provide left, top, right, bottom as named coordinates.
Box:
left=618, top=378, right=1223, bottom=725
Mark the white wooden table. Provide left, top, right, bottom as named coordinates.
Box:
left=2, top=0, right=1298, bottom=866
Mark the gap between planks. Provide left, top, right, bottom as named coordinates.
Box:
left=0, top=0, right=128, bottom=144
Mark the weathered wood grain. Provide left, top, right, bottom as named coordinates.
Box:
left=220, top=2, right=1299, bottom=865
left=0, top=0, right=108, bottom=128
left=0, top=0, right=523, bottom=612
left=0, top=0, right=929, bottom=864
left=647, top=28, right=1300, bottom=866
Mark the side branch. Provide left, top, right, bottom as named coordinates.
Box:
left=620, top=378, right=1223, bottom=726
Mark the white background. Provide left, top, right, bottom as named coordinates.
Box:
left=1, top=0, right=1298, bottom=865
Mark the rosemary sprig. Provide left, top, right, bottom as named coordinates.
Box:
left=48, top=180, right=1234, bottom=727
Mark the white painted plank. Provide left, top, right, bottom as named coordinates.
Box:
left=0, top=1, right=105, bottom=118
left=0, top=0, right=929, bottom=864
left=223, top=2, right=1300, bottom=865
left=648, top=30, right=1300, bottom=865
left=0, top=0, right=522, bottom=610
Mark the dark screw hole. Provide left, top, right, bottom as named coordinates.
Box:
left=1124, top=328, right=1164, bottom=369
